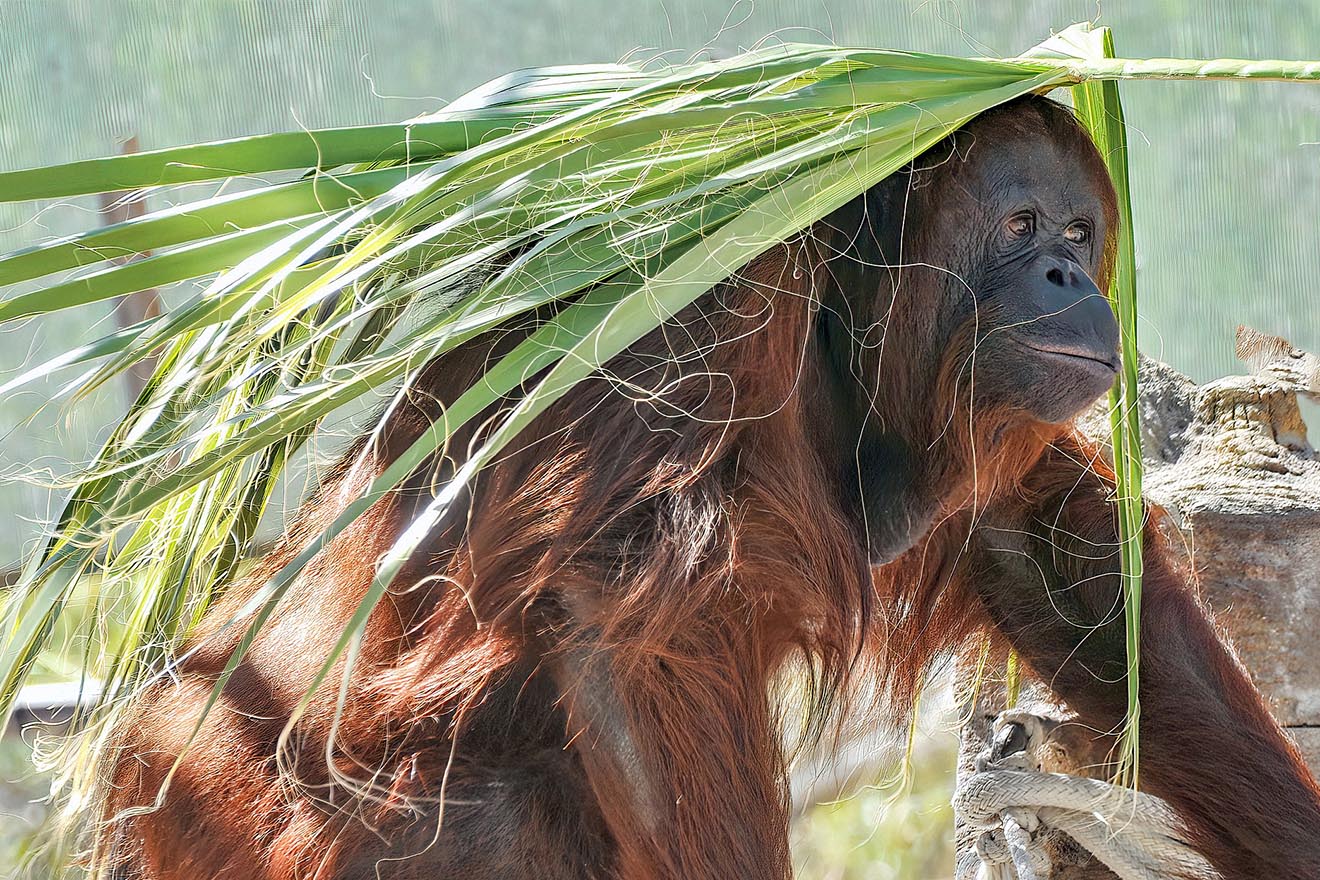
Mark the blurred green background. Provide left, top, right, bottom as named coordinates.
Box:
left=1, top=1, right=1317, bottom=876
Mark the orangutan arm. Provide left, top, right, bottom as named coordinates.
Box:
left=969, top=436, right=1320, bottom=880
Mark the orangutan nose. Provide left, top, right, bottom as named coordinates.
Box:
left=1027, top=256, right=1119, bottom=367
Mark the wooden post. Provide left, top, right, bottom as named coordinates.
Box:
left=96, top=136, right=162, bottom=400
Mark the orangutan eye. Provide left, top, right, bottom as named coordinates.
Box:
left=1064, top=222, right=1092, bottom=244
left=1005, top=213, right=1034, bottom=239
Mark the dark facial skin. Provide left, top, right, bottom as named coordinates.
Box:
left=813, top=99, right=1121, bottom=563
left=964, top=128, right=1120, bottom=423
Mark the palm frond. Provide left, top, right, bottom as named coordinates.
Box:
left=1067, top=28, right=1146, bottom=789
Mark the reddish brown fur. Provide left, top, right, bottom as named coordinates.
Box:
left=98, top=97, right=1320, bottom=879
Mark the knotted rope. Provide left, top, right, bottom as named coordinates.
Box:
left=954, top=714, right=1219, bottom=880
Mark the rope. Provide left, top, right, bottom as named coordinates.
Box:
left=955, top=768, right=1219, bottom=879
left=954, top=712, right=1220, bottom=880
left=1002, top=811, right=1045, bottom=880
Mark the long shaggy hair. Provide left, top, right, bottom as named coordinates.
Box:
left=90, top=96, right=1320, bottom=880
